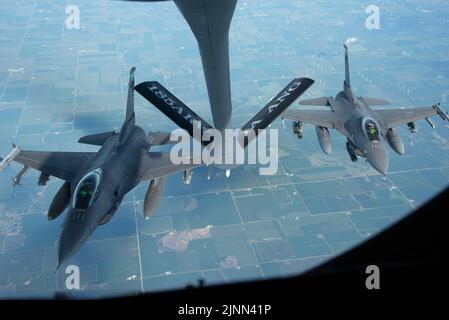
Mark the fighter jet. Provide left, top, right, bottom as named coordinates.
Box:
left=0, top=68, right=313, bottom=267
left=281, top=45, right=449, bottom=175
left=0, top=68, right=203, bottom=267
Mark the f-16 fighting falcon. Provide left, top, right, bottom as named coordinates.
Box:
left=0, top=68, right=203, bottom=267
left=282, top=45, right=449, bottom=175
left=0, top=68, right=313, bottom=267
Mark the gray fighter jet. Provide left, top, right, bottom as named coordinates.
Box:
left=0, top=68, right=202, bottom=267
left=0, top=68, right=313, bottom=267
left=282, top=45, right=449, bottom=175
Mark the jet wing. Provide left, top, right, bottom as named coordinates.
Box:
left=373, top=105, right=445, bottom=129
left=13, top=150, right=95, bottom=181
left=282, top=109, right=342, bottom=129
left=137, top=151, right=202, bottom=181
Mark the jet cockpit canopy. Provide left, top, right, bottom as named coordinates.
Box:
left=362, top=117, right=381, bottom=141
left=73, top=169, right=102, bottom=210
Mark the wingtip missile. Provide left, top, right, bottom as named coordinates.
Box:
left=0, top=144, right=21, bottom=172
left=433, top=103, right=449, bottom=121
left=425, top=117, right=436, bottom=128
left=12, top=165, right=29, bottom=186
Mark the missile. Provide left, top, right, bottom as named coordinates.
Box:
left=425, top=117, right=435, bottom=128
left=12, top=165, right=29, bottom=186
left=183, top=169, right=192, bottom=185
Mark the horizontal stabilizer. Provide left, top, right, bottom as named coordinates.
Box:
left=359, top=97, right=390, bottom=106
left=147, top=131, right=179, bottom=146
left=298, top=97, right=331, bottom=106
left=78, top=131, right=115, bottom=146
left=282, top=109, right=340, bottom=129
left=135, top=81, right=214, bottom=146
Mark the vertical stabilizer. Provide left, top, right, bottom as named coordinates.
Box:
left=343, top=45, right=354, bottom=100
left=126, top=67, right=136, bottom=122
left=118, top=67, right=136, bottom=146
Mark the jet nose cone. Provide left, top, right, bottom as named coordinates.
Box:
left=58, top=222, right=90, bottom=266
left=368, top=151, right=389, bottom=176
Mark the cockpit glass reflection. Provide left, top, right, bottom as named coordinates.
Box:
left=362, top=118, right=381, bottom=141
left=73, top=170, right=101, bottom=210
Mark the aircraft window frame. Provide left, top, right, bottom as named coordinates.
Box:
left=72, top=169, right=102, bottom=210
left=361, top=117, right=381, bottom=141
